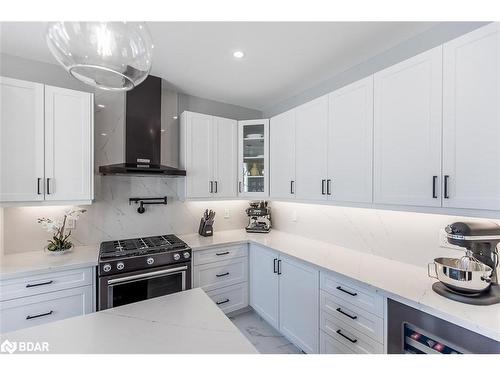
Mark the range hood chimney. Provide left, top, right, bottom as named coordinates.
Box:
left=99, top=75, right=186, bottom=176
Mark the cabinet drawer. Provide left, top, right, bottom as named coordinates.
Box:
left=193, top=258, right=248, bottom=292
left=320, top=330, right=356, bottom=354
left=0, top=285, right=94, bottom=334
left=320, top=271, right=383, bottom=317
left=320, top=310, right=384, bottom=354
left=320, top=290, right=383, bottom=343
left=206, top=282, right=248, bottom=314
left=193, top=245, right=247, bottom=266
left=0, top=267, right=94, bottom=301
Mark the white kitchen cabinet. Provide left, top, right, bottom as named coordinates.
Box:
left=0, top=77, right=94, bottom=204
left=249, top=245, right=319, bottom=353
left=373, top=46, right=443, bottom=207
left=278, top=254, right=319, bottom=354
left=269, top=109, right=296, bottom=199
left=328, top=76, right=373, bottom=203
left=0, top=77, right=45, bottom=202
left=249, top=244, right=279, bottom=329
left=270, top=109, right=296, bottom=199
left=44, top=85, right=93, bottom=201
left=442, top=23, right=500, bottom=210
left=238, top=119, right=269, bottom=197
left=213, top=116, right=238, bottom=198
left=295, top=95, right=329, bottom=201
left=180, top=111, right=237, bottom=199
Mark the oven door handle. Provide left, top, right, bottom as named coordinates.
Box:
left=107, top=266, right=188, bottom=285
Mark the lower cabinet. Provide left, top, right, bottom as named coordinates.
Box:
left=0, top=266, right=96, bottom=334
left=249, top=244, right=319, bottom=354
left=319, top=270, right=385, bottom=354
left=193, top=244, right=249, bottom=314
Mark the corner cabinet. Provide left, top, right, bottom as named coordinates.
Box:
left=0, top=77, right=94, bottom=204
left=180, top=111, right=238, bottom=199
left=237, top=119, right=269, bottom=197
left=249, top=244, right=319, bottom=353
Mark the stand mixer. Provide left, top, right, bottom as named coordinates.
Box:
left=429, top=222, right=500, bottom=305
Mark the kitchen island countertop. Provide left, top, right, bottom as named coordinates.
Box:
left=1, top=288, right=258, bottom=354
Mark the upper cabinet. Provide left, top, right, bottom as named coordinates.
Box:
left=270, top=109, right=296, bottom=199
left=0, top=77, right=45, bottom=202
left=442, top=23, right=500, bottom=210
left=328, top=76, right=373, bottom=203
left=295, top=95, right=329, bottom=201
left=373, top=47, right=443, bottom=207
left=0, top=77, right=94, bottom=204
left=180, top=111, right=237, bottom=199
left=237, top=119, right=269, bottom=197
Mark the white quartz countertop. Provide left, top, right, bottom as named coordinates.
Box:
left=1, top=288, right=258, bottom=354
left=0, top=245, right=99, bottom=280
left=179, top=230, right=500, bottom=342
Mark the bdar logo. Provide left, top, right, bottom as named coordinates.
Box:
left=1, top=339, right=17, bottom=354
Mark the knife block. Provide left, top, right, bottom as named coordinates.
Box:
left=198, top=218, right=213, bottom=237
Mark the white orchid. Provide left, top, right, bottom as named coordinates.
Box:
left=37, top=208, right=87, bottom=252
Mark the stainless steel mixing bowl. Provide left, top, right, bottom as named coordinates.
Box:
left=428, top=257, right=493, bottom=294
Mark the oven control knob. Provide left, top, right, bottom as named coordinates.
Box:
left=183, top=252, right=190, bottom=259
left=103, top=264, right=111, bottom=272
left=146, top=257, right=154, bottom=265
left=173, top=253, right=181, bottom=261
left=116, top=262, right=125, bottom=270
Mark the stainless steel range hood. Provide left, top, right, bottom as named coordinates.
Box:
left=99, top=75, right=186, bottom=176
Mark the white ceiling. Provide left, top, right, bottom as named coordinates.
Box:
left=0, top=22, right=438, bottom=111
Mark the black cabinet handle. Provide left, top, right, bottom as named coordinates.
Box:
left=26, top=280, right=53, bottom=288
left=209, top=181, right=213, bottom=193
left=336, top=329, right=357, bottom=343
left=321, top=179, right=326, bottom=195
left=37, top=178, right=43, bottom=195
left=214, top=181, right=218, bottom=193
left=336, top=307, right=357, bottom=320
left=290, top=180, right=295, bottom=195
left=432, top=176, right=438, bottom=198
left=216, top=299, right=230, bottom=305
left=336, top=286, right=357, bottom=296
left=26, top=310, right=53, bottom=320
left=46, top=178, right=52, bottom=195
left=277, top=259, right=282, bottom=275
left=216, top=251, right=229, bottom=256
left=216, top=272, right=229, bottom=278
left=238, top=181, right=242, bottom=193
left=444, top=175, right=450, bottom=199
left=273, top=258, right=278, bottom=273
left=327, top=179, right=332, bottom=196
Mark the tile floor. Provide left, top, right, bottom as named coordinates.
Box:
left=229, top=309, right=303, bottom=354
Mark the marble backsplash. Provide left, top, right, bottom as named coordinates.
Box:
left=270, top=201, right=500, bottom=268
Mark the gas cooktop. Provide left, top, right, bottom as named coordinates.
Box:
left=99, top=234, right=188, bottom=260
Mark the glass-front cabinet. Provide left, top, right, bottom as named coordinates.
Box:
left=238, top=119, right=269, bottom=197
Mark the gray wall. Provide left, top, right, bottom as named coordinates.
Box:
left=262, top=22, right=490, bottom=117
left=178, top=93, right=262, bottom=120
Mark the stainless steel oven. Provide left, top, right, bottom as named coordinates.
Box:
left=98, top=262, right=191, bottom=310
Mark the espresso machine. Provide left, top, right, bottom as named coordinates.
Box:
left=245, top=201, right=271, bottom=233
left=429, top=222, right=500, bottom=305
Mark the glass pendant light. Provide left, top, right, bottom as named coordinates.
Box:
left=46, top=22, right=154, bottom=91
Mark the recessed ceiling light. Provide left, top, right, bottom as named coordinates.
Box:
left=101, top=133, right=107, bottom=136
left=233, top=50, right=245, bottom=59
left=172, top=115, right=178, bottom=120
left=97, top=104, right=106, bottom=108
left=160, top=129, right=166, bottom=133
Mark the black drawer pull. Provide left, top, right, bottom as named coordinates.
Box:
left=336, top=307, right=357, bottom=320
left=444, top=175, right=450, bottom=199
left=26, top=310, right=53, bottom=320
left=26, top=280, right=53, bottom=288
left=216, top=272, right=230, bottom=278
left=216, top=299, right=230, bottom=305
left=336, top=329, right=357, bottom=343
left=432, top=175, right=438, bottom=198
left=216, top=251, right=230, bottom=256
left=273, top=258, right=278, bottom=273
left=336, top=286, right=357, bottom=296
